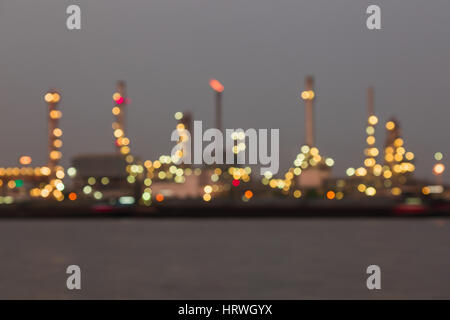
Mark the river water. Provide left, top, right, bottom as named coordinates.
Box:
left=0, top=218, right=448, bottom=299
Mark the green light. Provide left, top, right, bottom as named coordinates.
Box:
left=434, top=152, right=443, bottom=161
left=15, top=180, right=24, bottom=187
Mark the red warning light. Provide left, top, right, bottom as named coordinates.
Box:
left=115, top=97, right=124, bottom=104
left=209, top=79, right=224, bottom=93
left=232, top=179, right=240, bottom=187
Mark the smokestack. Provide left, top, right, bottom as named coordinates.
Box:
left=209, top=79, right=224, bottom=131
left=112, top=81, right=128, bottom=155
left=116, top=80, right=127, bottom=135
left=180, top=111, right=193, bottom=166
left=302, top=76, right=315, bottom=147
left=215, top=92, right=222, bottom=132
left=367, top=86, right=374, bottom=117
left=44, top=89, right=62, bottom=173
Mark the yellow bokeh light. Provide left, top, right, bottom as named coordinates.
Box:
left=53, top=128, right=63, bottom=137
left=386, top=121, right=395, bottom=130
left=56, top=170, right=65, bottom=179
left=44, top=93, right=54, bottom=103
left=364, top=158, right=376, bottom=167
left=394, top=153, right=403, bottom=162
left=52, top=93, right=60, bottom=103
left=383, top=170, right=392, bottom=179
left=310, top=147, right=319, bottom=156
left=356, top=167, right=367, bottom=176
left=53, top=139, right=63, bottom=148
left=433, top=163, right=445, bottom=175
left=40, top=167, right=51, bottom=176
left=50, top=151, right=62, bottom=160
left=365, top=187, right=376, bottom=196
left=112, top=107, right=121, bottom=115
left=293, top=190, right=302, bottom=198
left=301, top=90, right=313, bottom=100
left=112, top=92, right=121, bottom=101
left=114, top=129, right=124, bottom=138
left=120, top=146, right=130, bottom=155
left=50, top=110, right=62, bottom=119
left=405, top=152, right=414, bottom=161
left=394, top=138, right=404, bottom=147
left=385, top=154, right=394, bottom=162
left=368, top=115, right=378, bottom=125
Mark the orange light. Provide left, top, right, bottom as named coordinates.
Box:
left=386, top=121, right=395, bottom=130
left=52, top=93, right=61, bottom=103
left=53, top=139, right=63, bottom=148
left=433, top=163, right=445, bottom=175
left=209, top=78, right=224, bottom=93
left=19, top=156, right=32, bottom=165
left=244, top=190, right=253, bottom=199
left=156, top=193, right=164, bottom=202
left=50, top=110, right=62, bottom=119
left=53, top=128, right=63, bottom=137
left=50, top=151, right=62, bottom=160
left=68, top=192, right=77, bottom=201
left=326, top=191, right=336, bottom=200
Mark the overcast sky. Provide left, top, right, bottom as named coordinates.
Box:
left=0, top=0, right=449, bottom=182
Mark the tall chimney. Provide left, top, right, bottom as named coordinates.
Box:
left=215, top=91, right=222, bottom=132
left=180, top=111, right=193, bottom=166
left=44, top=89, right=62, bottom=174
left=367, top=86, right=374, bottom=117
left=209, top=79, right=224, bottom=132
left=303, top=76, right=315, bottom=147
left=116, top=81, right=127, bottom=135
left=112, top=81, right=128, bottom=155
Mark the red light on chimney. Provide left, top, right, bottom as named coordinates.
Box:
left=209, top=79, right=224, bottom=93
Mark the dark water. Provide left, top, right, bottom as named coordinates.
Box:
left=0, top=218, right=448, bottom=299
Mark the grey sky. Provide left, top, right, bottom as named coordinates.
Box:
left=0, top=0, right=449, bottom=182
